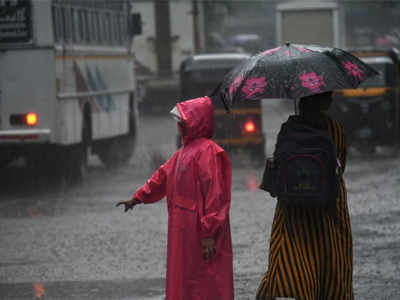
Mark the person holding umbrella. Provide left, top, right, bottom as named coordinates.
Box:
left=116, top=96, right=234, bottom=300
left=257, top=90, right=352, bottom=300
left=216, top=43, right=378, bottom=300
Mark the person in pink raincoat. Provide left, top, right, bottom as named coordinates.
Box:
left=117, top=96, right=234, bottom=300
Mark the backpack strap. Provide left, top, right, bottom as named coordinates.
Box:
left=326, top=117, right=347, bottom=171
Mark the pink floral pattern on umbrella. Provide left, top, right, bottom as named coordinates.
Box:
left=242, top=77, right=268, bottom=99
left=229, top=75, right=243, bottom=96
left=297, top=47, right=311, bottom=53
left=262, top=47, right=281, bottom=56
left=299, top=72, right=325, bottom=93
left=344, top=61, right=364, bottom=80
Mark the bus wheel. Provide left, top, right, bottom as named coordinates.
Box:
left=96, top=106, right=137, bottom=168
left=0, top=149, right=18, bottom=168
left=0, top=157, right=14, bottom=168
left=65, top=119, right=90, bottom=183
left=97, top=135, right=136, bottom=168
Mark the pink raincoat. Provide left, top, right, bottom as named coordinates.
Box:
left=132, top=96, right=234, bottom=300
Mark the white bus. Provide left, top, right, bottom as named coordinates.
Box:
left=0, top=0, right=142, bottom=180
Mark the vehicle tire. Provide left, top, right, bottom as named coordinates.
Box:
left=0, top=157, right=14, bottom=168
left=96, top=102, right=137, bottom=168
left=97, top=135, right=136, bottom=168
left=64, top=118, right=90, bottom=183
left=0, top=149, right=18, bottom=168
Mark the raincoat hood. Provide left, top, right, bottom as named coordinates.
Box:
left=176, top=96, right=214, bottom=144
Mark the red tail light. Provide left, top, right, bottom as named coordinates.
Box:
left=244, top=120, right=256, bottom=133
left=26, top=113, right=38, bottom=126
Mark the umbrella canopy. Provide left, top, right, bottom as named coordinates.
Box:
left=218, top=43, right=379, bottom=108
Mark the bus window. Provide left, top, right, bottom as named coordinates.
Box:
left=106, top=12, right=112, bottom=45
left=119, top=15, right=127, bottom=44
left=94, top=11, right=101, bottom=44
left=103, top=12, right=111, bottom=45
left=78, top=9, right=87, bottom=44
left=52, top=5, right=63, bottom=43
left=70, top=7, right=76, bottom=43
left=109, top=12, right=116, bottom=45
left=82, top=10, right=89, bottom=44
left=87, top=11, right=94, bottom=45
left=74, top=8, right=82, bottom=43
left=61, top=7, right=72, bottom=43
left=88, top=11, right=96, bottom=44
left=114, top=13, right=121, bottom=45
left=114, top=13, right=120, bottom=45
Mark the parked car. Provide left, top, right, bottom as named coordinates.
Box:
left=228, top=33, right=264, bottom=54
left=178, top=53, right=265, bottom=160
left=204, top=32, right=244, bottom=54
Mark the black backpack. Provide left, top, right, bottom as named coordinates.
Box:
left=261, top=120, right=341, bottom=209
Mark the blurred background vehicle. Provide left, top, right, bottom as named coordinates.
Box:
left=227, top=33, right=264, bottom=54
left=204, top=31, right=244, bottom=54
left=386, top=29, right=400, bottom=48
left=328, top=48, right=400, bottom=154
left=0, top=0, right=142, bottom=179
left=179, top=53, right=265, bottom=161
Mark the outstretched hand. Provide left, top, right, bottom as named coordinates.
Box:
left=116, top=198, right=139, bottom=212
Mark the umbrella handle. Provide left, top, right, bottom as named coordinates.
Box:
left=209, top=83, right=231, bottom=113
left=221, top=94, right=231, bottom=113
left=209, top=82, right=221, bottom=98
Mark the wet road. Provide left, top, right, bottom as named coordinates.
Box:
left=1, top=101, right=400, bottom=299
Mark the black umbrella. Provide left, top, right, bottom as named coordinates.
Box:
left=218, top=43, right=379, bottom=108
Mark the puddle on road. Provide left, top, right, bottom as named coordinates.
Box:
left=0, top=278, right=164, bottom=300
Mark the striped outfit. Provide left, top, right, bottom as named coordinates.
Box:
left=256, top=115, right=354, bottom=300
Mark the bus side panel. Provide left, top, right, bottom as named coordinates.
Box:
left=0, top=49, right=56, bottom=141
left=55, top=55, right=80, bottom=145
left=93, top=94, right=129, bottom=139
left=89, top=57, right=132, bottom=140
left=56, top=100, right=81, bottom=145
left=56, top=54, right=133, bottom=143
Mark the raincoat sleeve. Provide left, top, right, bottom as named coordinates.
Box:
left=132, top=151, right=179, bottom=204
left=197, top=144, right=232, bottom=239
